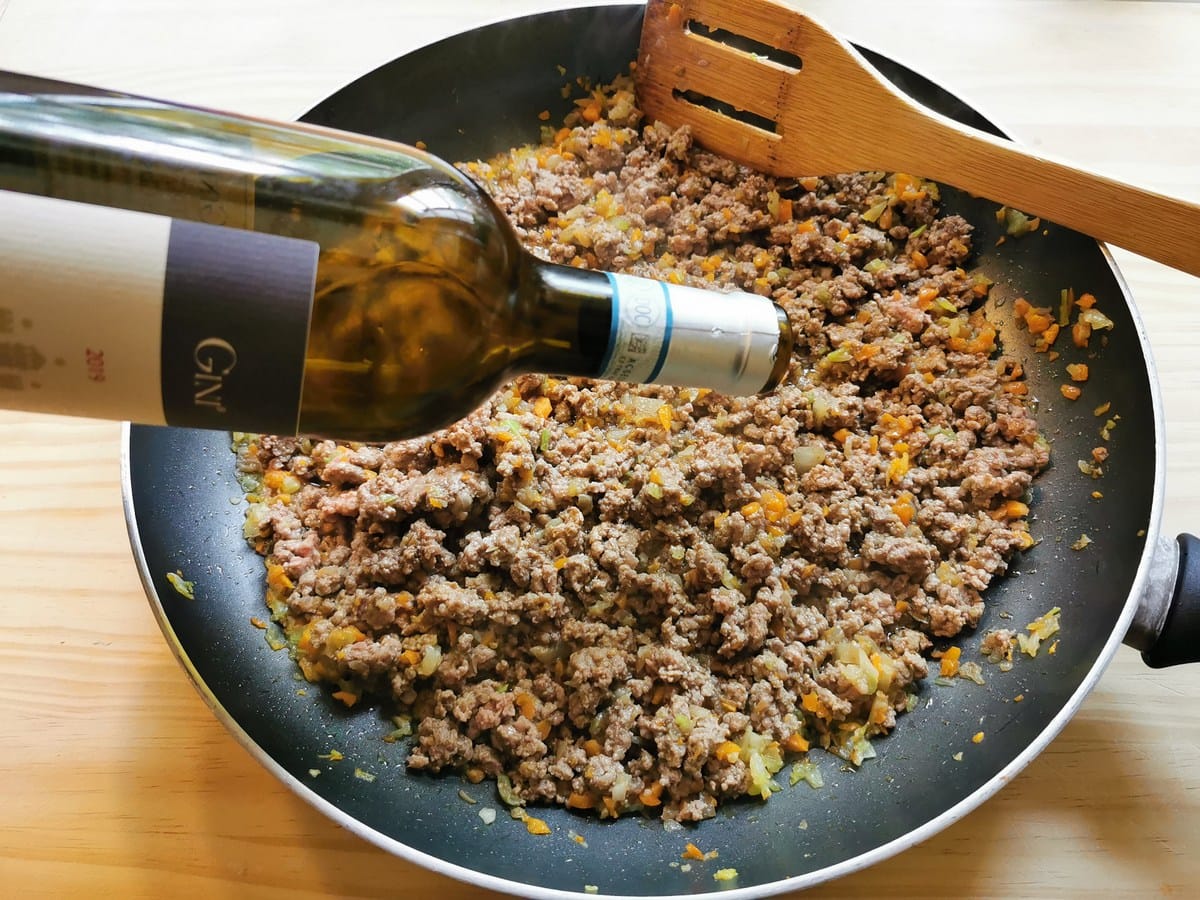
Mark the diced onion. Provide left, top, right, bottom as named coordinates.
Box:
left=793, top=444, right=827, bottom=474
left=1079, top=308, right=1115, bottom=331
left=417, top=644, right=443, bottom=676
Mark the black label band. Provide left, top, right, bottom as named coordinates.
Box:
left=160, top=219, right=317, bottom=434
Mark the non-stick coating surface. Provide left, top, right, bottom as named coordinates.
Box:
left=125, top=4, right=1158, bottom=896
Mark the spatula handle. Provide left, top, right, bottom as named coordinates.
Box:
left=915, top=113, right=1200, bottom=277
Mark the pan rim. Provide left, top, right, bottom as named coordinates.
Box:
left=119, top=5, right=1169, bottom=898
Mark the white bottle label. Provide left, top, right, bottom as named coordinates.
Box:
left=600, top=272, right=783, bottom=395
left=0, top=190, right=317, bottom=433
left=598, top=272, right=672, bottom=385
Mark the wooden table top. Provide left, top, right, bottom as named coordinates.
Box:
left=0, top=1, right=1197, bottom=897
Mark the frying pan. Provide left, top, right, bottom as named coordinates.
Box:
left=121, top=3, right=1198, bottom=897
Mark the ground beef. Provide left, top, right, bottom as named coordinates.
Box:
left=239, top=77, right=1047, bottom=823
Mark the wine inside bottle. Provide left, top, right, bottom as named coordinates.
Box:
left=0, top=72, right=793, bottom=441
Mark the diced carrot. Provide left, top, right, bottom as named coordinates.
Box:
left=990, top=499, right=1030, bottom=520
left=583, top=738, right=603, bottom=757
left=1037, top=322, right=1060, bottom=349
left=796, top=218, right=817, bottom=234
left=639, top=782, right=664, bottom=807
left=515, top=691, right=537, bottom=720
left=740, top=501, right=762, bottom=518
left=536, top=720, right=552, bottom=740
left=1002, top=382, right=1029, bottom=395
left=1060, top=384, right=1082, bottom=401
left=1025, top=311, right=1053, bottom=334
left=1076, top=292, right=1097, bottom=309
left=567, top=791, right=596, bottom=809
left=1013, top=297, right=1031, bottom=319
left=1066, top=363, right=1089, bottom=382
left=533, top=396, right=552, bottom=418
left=892, top=494, right=915, bottom=525
left=895, top=600, right=910, bottom=614
left=910, top=249, right=929, bottom=270
left=682, top=842, right=707, bottom=861
left=523, top=814, right=552, bottom=835
left=1072, top=321, right=1092, bottom=348
left=855, top=343, right=881, bottom=361
left=714, top=741, right=742, bottom=763
left=266, top=563, right=294, bottom=592
left=400, top=649, right=422, bottom=666
left=778, top=199, right=794, bottom=223
left=800, top=692, right=821, bottom=713
left=761, top=489, right=788, bottom=522
left=783, top=733, right=810, bottom=753
left=939, top=646, right=962, bottom=677
left=657, top=404, right=673, bottom=430
left=833, top=428, right=851, bottom=444
left=331, top=690, right=359, bottom=707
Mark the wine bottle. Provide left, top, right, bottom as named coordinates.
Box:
left=0, top=72, right=793, bottom=442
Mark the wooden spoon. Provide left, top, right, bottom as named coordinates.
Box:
left=637, top=0, right=1200, bottom=277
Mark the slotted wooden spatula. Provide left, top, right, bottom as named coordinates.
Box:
left=637, top=0, right=1200, bottom=277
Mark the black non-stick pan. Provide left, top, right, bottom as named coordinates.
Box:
left=123, top=4, right=1196, bottom=898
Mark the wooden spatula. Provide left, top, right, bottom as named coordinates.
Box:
left=637, top=0, right=1200, bottom=277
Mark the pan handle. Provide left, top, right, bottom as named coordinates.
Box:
left=1127, top=533, right=1200, bottom=667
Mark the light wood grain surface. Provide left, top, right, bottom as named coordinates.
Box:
left=0, top=1, right=1197, bottom=898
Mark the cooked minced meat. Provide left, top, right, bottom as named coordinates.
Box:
left=239, top=77, right=1046, bottom=822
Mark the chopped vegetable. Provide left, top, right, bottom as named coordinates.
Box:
left=971, top=731, right=985, bottom=744
left=1071, top=533, right=1093, bottom=551
left=939, top=646, right=962, bottom=678
left=714, top=869, right=739, bottom=883
left=1060, top=384, right=1082, bottom=401
left=1079, top=308, right=1115, bottom=331
left=478, top=807, right=497, bottom=825
left=166, top=570, right=195, bottom=600
left=353, top=767, right=376, bottom=783
left=1018, top=607, right=1062, bottom=657
left=496, top=773, right=524, bottom=807
left=522, top=813, right=552, bottom=835
left=958, top=662, right=986, bottom=685
left=1058, top=288, right=1074, bottom=327
left=996, top=205, right=1041, bottom=237
left=789, top=759, right=824, bottom=788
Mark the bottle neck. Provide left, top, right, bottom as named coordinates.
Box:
left=516, top=260, right=615, bottom=377
left=517, top=257, right=793, bottom=395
